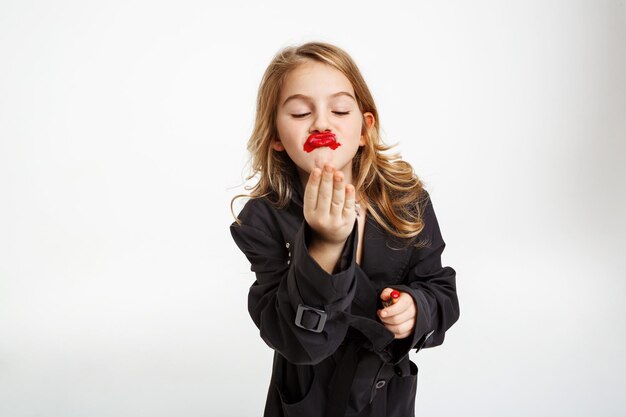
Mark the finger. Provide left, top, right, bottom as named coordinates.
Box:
left=330, top=171, right=345, bottom=218
left=379, top=308, right=413, bottom=325
left=384, top=321, right=415, bottom=339
left=379, top=287, right=394, bottom=301
left=379, top=302, right=411, bottom=320
left=380, top=288, right=395, bottom=308
left=395, top=331, right=413, bottom=340
left=342, top=183, right=356, bottom=220
left=304, top=167, right=322, bottom=210
left=317, top=164, right=335, bottom=212
left=380, top=292, right=413, bottom=316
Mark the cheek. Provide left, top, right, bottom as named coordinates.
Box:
left=278, top=117, right=300, bottom=133
left=349, top=114, right=365, bottom=134
left=276, top=113, right=294, bottom=131
left=276, top=122, right=297, bottom=144
left=346, top=120, right=364, bottom=142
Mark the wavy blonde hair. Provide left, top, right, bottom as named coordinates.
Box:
left=231, top=41, right=429, bottom=248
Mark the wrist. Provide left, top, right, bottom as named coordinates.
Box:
left=307, top=233, right=347, bottom=275
left=309, top=233, right=347, bottom=251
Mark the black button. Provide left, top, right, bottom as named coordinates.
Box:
left=375, top=380, right=386, bottom=389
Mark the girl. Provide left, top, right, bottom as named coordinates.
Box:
left=230, top=41, right=459, bottom=417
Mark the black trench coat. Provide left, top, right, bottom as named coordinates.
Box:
left=230, top=172, right=459, bottom=417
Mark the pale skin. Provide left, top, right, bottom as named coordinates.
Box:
left=273, top=60, right=417, bottom=339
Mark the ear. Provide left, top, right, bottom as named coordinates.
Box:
left=360, top=112, right=375, bottom=146
left=272, top=139, right=285, bottom=152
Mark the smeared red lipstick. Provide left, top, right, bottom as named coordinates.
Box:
left=304, top=132, right=341, bottom=153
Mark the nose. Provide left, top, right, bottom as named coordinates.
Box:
left=310, top=111, right=330, bottom=133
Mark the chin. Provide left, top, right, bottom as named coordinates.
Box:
left=309, top=148, right=341, bottom=169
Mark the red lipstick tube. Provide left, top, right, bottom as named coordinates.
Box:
left=382, top=290, right=401, bottom=308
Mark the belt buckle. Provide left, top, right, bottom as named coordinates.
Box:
left=295, top=304, right=327, bottom=333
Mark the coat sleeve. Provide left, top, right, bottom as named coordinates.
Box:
left=385, top=190, right=460, bottom=360
left=230, top=199, right=359, bottom=366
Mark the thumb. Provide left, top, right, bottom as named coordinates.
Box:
left=380, top=287, right=394, bottom=301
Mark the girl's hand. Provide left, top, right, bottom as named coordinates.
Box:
left=378, top=288, right=417, bottom=339
left=303, top=163, right=357, bottom=246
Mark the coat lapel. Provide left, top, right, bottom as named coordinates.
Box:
left=359, top=208, right=413, bottom=286
left=350, top=208, right=413, bottom=319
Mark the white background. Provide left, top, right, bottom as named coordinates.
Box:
left=1, top=1, right=625, bottom=416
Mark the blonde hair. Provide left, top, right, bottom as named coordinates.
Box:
left=231, top=41, right=429, bottom=248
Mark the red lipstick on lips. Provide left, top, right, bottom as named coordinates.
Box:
left=303, top=132, right=341, bottom=153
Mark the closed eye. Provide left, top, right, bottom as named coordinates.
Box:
left=291, top=111, right=350, bottom=118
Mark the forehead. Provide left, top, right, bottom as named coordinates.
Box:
left=280, top=60, right=354, bottom=100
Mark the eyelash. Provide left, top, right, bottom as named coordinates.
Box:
left=291, top=111, right=350, bottom=118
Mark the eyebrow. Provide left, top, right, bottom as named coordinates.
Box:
left=281, top=91, right=356, bottom=107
